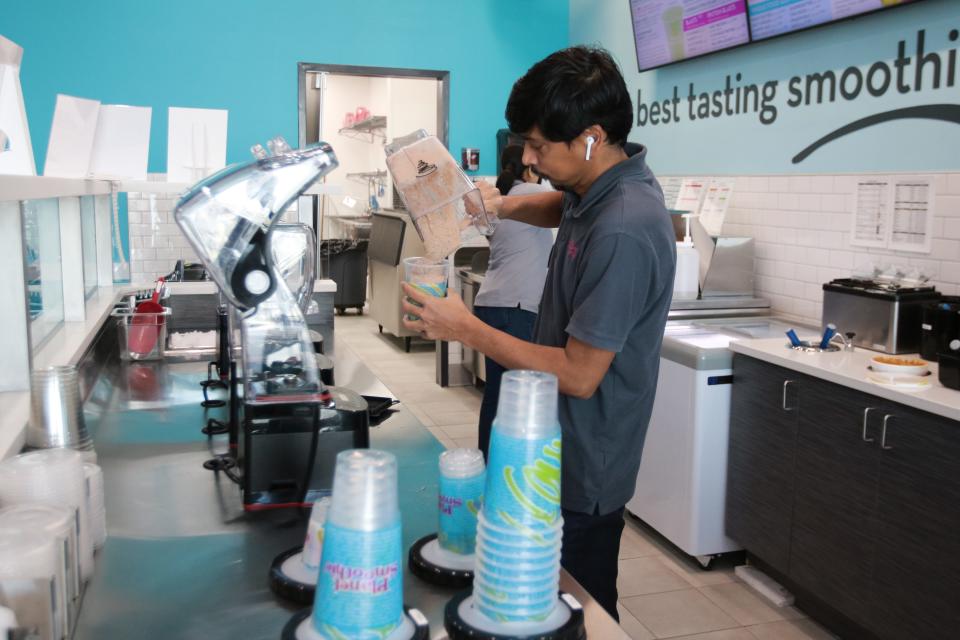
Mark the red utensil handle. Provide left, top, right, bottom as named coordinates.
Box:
left=151, top=277, right=165, bottom=304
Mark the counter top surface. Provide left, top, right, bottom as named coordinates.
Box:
left=73, top=338, right=625, bottom=639
left=730, top=336, right=959, bottom=421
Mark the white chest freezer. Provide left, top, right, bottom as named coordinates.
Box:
left=627, top=317, right=812, bottom=568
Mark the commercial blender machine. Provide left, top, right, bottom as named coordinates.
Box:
left=174, top=138, right=369, bottom=510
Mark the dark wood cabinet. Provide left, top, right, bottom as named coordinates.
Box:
left=869, top=403, right=960, bottom=640
left=726, top=354, right=802, bottom=573
left=728, top=355, right=960, bottom=640
left=789, top=378, right=881, bottom=630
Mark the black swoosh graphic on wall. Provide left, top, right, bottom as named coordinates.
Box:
left=792, top=104, right=960, bottom=164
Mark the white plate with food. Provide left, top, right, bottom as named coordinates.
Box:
left=866, top=371, right=933, bottom=391
left=869, top=355, right=929, bottom=376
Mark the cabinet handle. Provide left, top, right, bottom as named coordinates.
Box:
left=881, top=414, right=895, bottom=450
left=782, top=380, right=795, bottom=411
left=862, top=407, right=875, bottom=443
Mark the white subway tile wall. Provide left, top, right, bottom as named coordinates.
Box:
left=664, top=172, right=960, bottom=327
left=126, top=189, right=199, bottom=284
left=126, top=175, right=300, bottom=284
left=126, top=173, right=960, bottom=325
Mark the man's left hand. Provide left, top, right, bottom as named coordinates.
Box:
left=401, top=282, right=475, bottom=342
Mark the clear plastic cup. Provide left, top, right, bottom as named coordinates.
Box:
left=403, top=256, right=449, bottom=322
left=438, top=448, right=485, bottom=555
left=474, top=546, right=559, bottom=579
left=476, top=528, right=561, bottom=559
left=476, top=511, right=562, bottom=547
left=483, top=372, right=562, bottom=529
left=494, top=370, right=559, bottom=439
left=313, top=450, right=404, bottom=638
left=474, top=568, right=559, bottom=599
left=474, top=573, right=558, bottom=603
left=302, top=496, right=331, bottom=571
left=326, top=449, right=398, bottom=531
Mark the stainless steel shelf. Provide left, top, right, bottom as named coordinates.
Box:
left=338, top=115, right=387, bottom=142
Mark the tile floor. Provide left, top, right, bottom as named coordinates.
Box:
left=335, top=312, right=839, bottom=640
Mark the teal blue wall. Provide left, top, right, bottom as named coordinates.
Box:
left=7, top=0, right=568, bottom=176
left=571, top=0, right=960, bottom=174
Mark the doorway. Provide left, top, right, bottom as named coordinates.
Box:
left=298, top=63, right=449, bottom=241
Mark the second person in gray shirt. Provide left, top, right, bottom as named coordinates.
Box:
left=474, top=144, right=554, bottom=458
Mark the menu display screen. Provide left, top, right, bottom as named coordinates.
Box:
left=748, top=0, right=919, bottom=41
left=631, top=0, right=923, bottom=71
left=630, top=0, right=751, bottom=71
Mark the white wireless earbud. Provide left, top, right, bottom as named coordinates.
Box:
left=584, top=136, right=596, bottom=161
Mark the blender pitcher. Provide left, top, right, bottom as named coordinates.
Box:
left=385, top=129, right=495, bottom=260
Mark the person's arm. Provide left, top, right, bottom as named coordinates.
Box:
left=476, top=180, right=563, bottom=228
left=400, top=285, right=613, bottom=399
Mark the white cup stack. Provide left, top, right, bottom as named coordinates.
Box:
left=83, top=463, right=107, bottom=550
left=0, top=504, right=77, bottom=638
left=0, top=529, right=63, bottom=640
left=0, top=449, right=94, bottom=582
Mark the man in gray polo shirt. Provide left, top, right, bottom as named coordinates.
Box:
left=402, top=46, right=675, bottom=620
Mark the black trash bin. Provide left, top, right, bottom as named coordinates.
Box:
left=320, top=239, right=368, bottom=314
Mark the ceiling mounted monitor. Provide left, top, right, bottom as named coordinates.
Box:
left=630, top=0, right=927, bottom=72
left=630, top=0, right=751, bottom=72
left=748, top=0, right=922, bottom=41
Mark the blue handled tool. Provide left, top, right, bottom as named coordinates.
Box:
left=819, top=323, right=837, bottom=350
left=786, top=329, right=802, bottom=347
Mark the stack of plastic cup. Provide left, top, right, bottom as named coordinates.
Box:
left=302, top=496, right=331, bottom=573
left=83, top=463, right=106, bottom=550
left=27, top=365, right=96, bottom=462
left=409, top=449, right=484, bottom=587
left=0, top=529, right=62, bottom=640
left=282, top=450, right=428, bottom=640
left=0, top=505, right=76, bottom=637
left=474, top=371, right=562, bottom=623
left=438, top=448, right=485, bottom=555
left=403, top=257, right=448, bottom=321
left=447, top=371, right=582, bottom=639
left=270, top=496, right=330, bottom=604
left=0, top=449, right=93, bottom=583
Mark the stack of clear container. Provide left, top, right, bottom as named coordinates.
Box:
left=282, top=450, right=428, bottom=640
left=470, top=371, right=564, bottom=626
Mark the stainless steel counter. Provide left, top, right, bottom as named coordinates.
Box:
left=75, top=336, right=627, bottom=639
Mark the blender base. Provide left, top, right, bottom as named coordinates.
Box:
left=269, top=546, right=317, bottom=605
left=409, top=533, right=475, bottom=588
left=282, top=607, right=429, bottom=640
left=444, top=591, right=585, bottom=640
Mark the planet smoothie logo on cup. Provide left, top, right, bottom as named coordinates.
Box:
left=439, top=495, right=462, bottom=515
left=323, top=561, right=400, bottom=595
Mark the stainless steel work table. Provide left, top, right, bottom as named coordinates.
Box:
left=74, top=338, right=627, bottom=639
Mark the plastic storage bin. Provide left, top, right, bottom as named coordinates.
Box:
left=111, top=307, right=171, bottom=360
left=321, top=240, right=368, bottom=315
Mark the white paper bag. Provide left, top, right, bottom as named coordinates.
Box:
left=166, top=106, right=228, bottom=183
left=0, top=35, right=36, bottom=176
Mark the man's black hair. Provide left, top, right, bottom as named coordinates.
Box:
left=505, top=46, right=633, bottom=147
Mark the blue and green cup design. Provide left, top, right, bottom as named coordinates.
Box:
left=312, top=521, right=403, bottom=640
left=483, top=426, right=561, bottom=532
left=438, top=471, right=484, bottom=555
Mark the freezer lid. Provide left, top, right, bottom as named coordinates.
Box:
left=658, top=317, right=818, bottom=370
